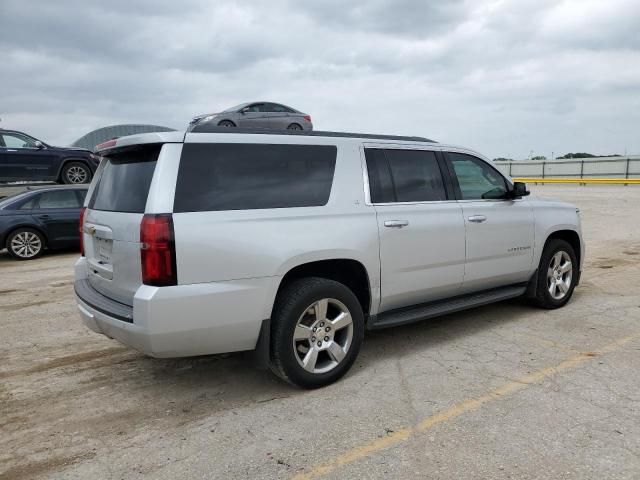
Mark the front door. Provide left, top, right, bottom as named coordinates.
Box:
left=365, top=147, right=466, bottom=312
left=0, top=132, right=56, bottom=181
left=236, top=103, right=269, bottom=128
left=445, top=152, right=535, bottom=293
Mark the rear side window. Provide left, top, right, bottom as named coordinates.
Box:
left=37, top=190, right=83, bottom=208
left=89, top=146, right=160, bottom=213
left=174, top=143, right=336, bottom=212
left=365, top=148, right=447, bottom=203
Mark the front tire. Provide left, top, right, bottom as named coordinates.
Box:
left=7, top=228, right=45, bottom=260
left=218, top=120, right=236, bottom=127
left=270, top=278, right=364, bottom=388
left=61, top=162, right=92, bottom=184
left=532, top=239, right=578, bottom=309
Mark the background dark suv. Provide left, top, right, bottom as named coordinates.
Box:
left=0, top=129, right=100, bottom=184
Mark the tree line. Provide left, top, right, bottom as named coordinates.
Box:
left=493, top=153, right=622, bottom=162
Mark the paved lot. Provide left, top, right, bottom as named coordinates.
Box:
left=1, top=185, right=639, bottom=480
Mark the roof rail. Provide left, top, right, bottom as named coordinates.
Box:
left=189, top=125, right=435, bottom=143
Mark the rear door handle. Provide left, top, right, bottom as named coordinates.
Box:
left=468, top=215, right=487, bottom=223
left=384, top=220, right=409, bottom=228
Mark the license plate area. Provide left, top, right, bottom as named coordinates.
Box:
left=96, top=237, right=113, bottom=265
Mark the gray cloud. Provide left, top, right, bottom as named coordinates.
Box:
left=1, top=0, right=639, bottom=158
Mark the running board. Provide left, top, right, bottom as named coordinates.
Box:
left=368, top=284, right=527, bottom=330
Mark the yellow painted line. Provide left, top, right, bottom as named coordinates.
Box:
left=514, top=177, right=640, bottom=184
left=292, top=333, right=640, bottom=480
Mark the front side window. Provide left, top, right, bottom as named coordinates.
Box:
left=245, top=103, right=265, bottom=113
left=36, top=190, right=82, bottom=209
left=365, top=148, right=447, bottom=203
left=1, top=133, right=36, bottom=149
left=174, top=143, right=337, bottom=212
left=448, top=153, right=508, bottom=200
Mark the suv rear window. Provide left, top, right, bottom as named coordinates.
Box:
left=174, top=143, right=337, bottom=212
left=89, top=146, right=160, bottom=213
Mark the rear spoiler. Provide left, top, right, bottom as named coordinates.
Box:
left=94, top=131, right=186, bottom=155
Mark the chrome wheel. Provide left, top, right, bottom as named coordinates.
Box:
left=292, top=298, right=354, bottom=374
left=10, top=231, right=42, bottom=258
left=66, top=165, right=88, bottom=184
left=547, top=250, right=572, bottom=300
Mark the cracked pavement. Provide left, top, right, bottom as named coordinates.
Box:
left=1, top=185, right=639, bottom=479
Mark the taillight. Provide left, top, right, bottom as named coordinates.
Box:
left=79, top=207, right=86, bottom=256
left=304, top=115, right=312, bottom=122
left=140, top=214, right=177, bottom=287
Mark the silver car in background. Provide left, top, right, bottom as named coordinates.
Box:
left=190, top=102, right=313, bottom=130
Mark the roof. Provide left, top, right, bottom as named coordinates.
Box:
left=189, top=125, right=435, bottom=142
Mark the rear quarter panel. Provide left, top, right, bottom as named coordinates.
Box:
left=171, top=137, right=380, bottom=318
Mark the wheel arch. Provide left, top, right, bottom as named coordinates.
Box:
left=217, top=119, right=237, bottom=127
left=544, top=229, right=582, bottom=268
left=272, top=258, right=372, bottom=318
left=56, top=157, right=93, bottom=182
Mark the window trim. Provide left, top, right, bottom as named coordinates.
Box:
left=362, top=145, right=454, bottom=206
left=443, top=150, right=513, bottom=202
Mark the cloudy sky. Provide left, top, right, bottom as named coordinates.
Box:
left=1, top=0, right=639, bottom=158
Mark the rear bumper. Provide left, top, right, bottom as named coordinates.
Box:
left=74, top=257, right=277, bottom=358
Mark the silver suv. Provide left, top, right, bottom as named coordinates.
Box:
left=75, top=127, right=584, bottom=388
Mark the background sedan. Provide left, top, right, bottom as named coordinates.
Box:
left=0, top=185, right=87, bottom=260
left=189, top=102, right=313, bottom=131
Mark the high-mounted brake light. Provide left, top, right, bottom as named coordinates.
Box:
left=79, top=207, right=86, bottom=256
left=95, top=139, right=117, bottom=152
left=140, top=214, right=177, bottom=287
left=304, top=115, right=312, bottom=122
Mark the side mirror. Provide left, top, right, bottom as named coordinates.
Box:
left=34, top=141, right=45, bottom=149
left=510, top=181, right=530, bottom=198
left=240, top=107, right=249, bottom=114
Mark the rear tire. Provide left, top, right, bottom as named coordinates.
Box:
left=270, top=277, right=364, bottom=388
left=531, top=239, right=577, bottom=309
left=287, top=123, right=302, bottom=130
left=6, top=228, right=45, bottom=260
left=62, top=161, right=92, bottom=184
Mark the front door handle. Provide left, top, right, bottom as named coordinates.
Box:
left=468, top=215, right=487, bottom=223
left=384, top=220, right=409, bottom=228
left=37, top=215, right=51, bottom=219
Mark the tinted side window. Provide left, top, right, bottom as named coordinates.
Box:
left=448, top=153, right=507, bottom=200
left=89, top=146, right=160, bottom=213
left=386, top=149, right=446, bottom=202
left=2, top=133, right=36, bottom=149
left=174, top=144, right=337, bottom=212
left=365, top=149, right=394, bottom=203
left=37, top=190, right=82, bottom=208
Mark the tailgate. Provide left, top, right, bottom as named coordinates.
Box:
left=83, top=146, right=160, bottom=306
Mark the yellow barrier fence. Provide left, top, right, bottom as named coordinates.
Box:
left=514, top=177, right=640, bottom=185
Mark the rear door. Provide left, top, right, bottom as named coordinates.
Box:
left=444, top=151, right=535, bottom=292
left=365, top=146, right=466, bottom=311
left=83, top=145, right=162, bottom=306
left=31, top=189, right=84, bottom=247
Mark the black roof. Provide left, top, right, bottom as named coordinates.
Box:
left=189, top=125, right=435, bottom=142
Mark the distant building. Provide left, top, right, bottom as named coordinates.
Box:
left=72, top=124, right=175, bottom=150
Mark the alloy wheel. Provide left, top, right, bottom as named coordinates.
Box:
left=10, top=231, right=42, bottom=258
left=292, top=298, right=354, bottom=374
left=547, top=250, right=573, bottom=300
left=66, top=165, right=88, bottom=184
